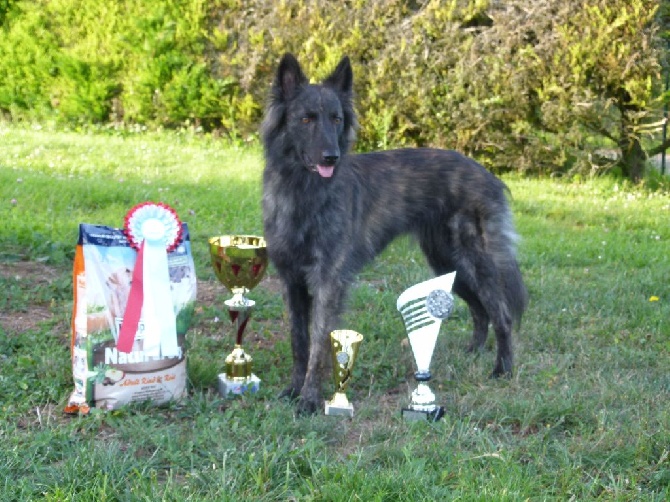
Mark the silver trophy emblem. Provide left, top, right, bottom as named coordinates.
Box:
left=397, top=272, right=456, bottom=421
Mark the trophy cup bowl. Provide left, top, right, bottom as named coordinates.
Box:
left=397, top=272, right=456, bottom=421
left=325, top=329, right=364, bottom=417
left=209, top=235, right=268, bottom=396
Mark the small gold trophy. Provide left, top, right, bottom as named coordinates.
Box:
left=325, top=329, right=364, bottom=417
left=209, top=235, right=268, bottom=396
left=397, top=272, right=456, bottom=421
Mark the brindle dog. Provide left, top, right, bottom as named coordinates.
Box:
left=261, top=54, right=528, bottom=414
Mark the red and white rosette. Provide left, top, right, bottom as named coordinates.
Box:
left=117, top=202, right=183, bottom=357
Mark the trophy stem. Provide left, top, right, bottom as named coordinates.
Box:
left=220, top=294, right=259, bottom=395
left=402, top=376, right=445, bottom=422
left=415, top=370, right=431, bottom=381
left=224, top=344, right=253, bottom=380
left=225, top=296, right=255, bottom=346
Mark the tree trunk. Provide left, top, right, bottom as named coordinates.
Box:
left=618, top=103, right=646, bottom=183
left=619, top=136, right=646, bottom=182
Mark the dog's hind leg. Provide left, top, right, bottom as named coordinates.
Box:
left=459, top=263, right=514, bottom=378
left=280, top=278, right=311, bottom=401
left=464, top=266, right=513, bottom=378
left=420, top=219, right=514, bottom=377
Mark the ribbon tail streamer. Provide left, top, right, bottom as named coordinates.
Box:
left=117, top=241, right=145, bottom=353
left=142, top=240, right=179, bottom=357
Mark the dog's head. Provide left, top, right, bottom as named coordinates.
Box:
left=262, top=53, right=357, bottom=178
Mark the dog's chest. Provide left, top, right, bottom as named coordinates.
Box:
left=264, top=182, right=350, bottom=266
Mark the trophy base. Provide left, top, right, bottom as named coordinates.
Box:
left=324, top=392, right=354, bottom=417
left=401, top=405, right=445, bottom=422
left=217, top=373, right=260, bottom=397
left=324, top=402, right=354, bottom=417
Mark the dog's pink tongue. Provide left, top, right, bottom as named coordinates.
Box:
left=317, top=165, right=334, bottom=178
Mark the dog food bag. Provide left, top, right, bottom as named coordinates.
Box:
left=65, top=221, right=196, bottom=414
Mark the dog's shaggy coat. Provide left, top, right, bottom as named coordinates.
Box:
left=261, top=54, right=528, bottom=414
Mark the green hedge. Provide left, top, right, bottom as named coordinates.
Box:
left=0, top=0, right=506, bottom=143
left=0, top=0, right=667, bottom=177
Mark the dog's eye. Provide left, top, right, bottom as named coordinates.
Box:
left=333, top=116, right=342, bottom=124
left=302, top=117, right=312, bottom=124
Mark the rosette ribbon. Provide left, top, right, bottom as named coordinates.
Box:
left=117, top=202, right=183, bottom=357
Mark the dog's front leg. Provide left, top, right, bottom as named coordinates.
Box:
left=297, top=281, right=344, bottom=415
left=280, top=278, right=311, bottom=401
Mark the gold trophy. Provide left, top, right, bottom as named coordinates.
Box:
left=397, top=272, right=456, bottom=421
left=209, top=235, right=268, bottom=396
left=325, top=329, right=364, bottom=417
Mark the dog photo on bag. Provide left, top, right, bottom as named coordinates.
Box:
left=261, top=53, right=528, bottom=415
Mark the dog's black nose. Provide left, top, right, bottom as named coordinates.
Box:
left=322, top=153, right=339, bottom=166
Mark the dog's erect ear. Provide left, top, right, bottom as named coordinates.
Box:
left=275, top=53, right=308, bottom=100
left=324, top=56, right=353, bottom=95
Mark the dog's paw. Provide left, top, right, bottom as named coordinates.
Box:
left=490, top=364, right=513, bottom=379
left=295, top=395, right=321, bottom=416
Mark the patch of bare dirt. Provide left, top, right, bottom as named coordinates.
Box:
left=16, top=402, right=78, bottom=429
left=0, top=261, right=61, bottom=281
left=0, top=261, right=62, bottom=334
left=0, top=307, right=55, bottom=334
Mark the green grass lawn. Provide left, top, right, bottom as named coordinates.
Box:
left=0, top=124, right=668, bottom=500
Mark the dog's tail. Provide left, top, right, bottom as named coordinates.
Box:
left=493, top=211, right=528, bottom=327
left=502, top=258, right=528, bottom=327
